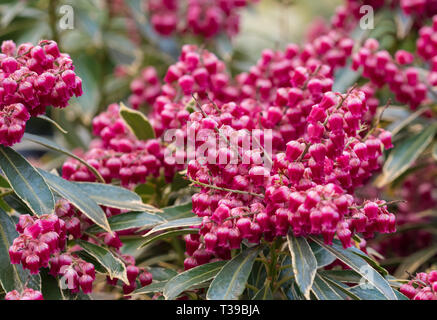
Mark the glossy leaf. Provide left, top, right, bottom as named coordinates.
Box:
left=144, top=217, right=202, bottom=237
left=164, top=261, right=226, bottom=300
left=309, top=241, right=336, bottom=268
left=38, top=170, right=111, bottom=233
left=376, top=124, right=437, bottom=187
left=287, top=232, right=317, bottom=299
left=206, top=246, right=261, bottom=300
left=131, top=281, right=167, bottom=295
left=119, top=103, right=156, bottom=140
left=87, top=211, right=165, bottom=234
left=161, top=202, right=195, bottom=220
left=76, top=240, right=128, bottom=285
left=311, top=273, right=347, bottom=300
left=0, top=146, right=54, bottom=216
left=310, top=237, right=397, bottom=300
left=140, top=228, right=198, bottom=248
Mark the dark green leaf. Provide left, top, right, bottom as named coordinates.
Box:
left=131, top=281, right=167, bottom=295
left=164, top=261, right=226, bottom=300
left=140, top=228, right=198, bottom=248
left=38, top=170, right=111, bottom=233
left=0, top=146, right=54, bottom=215
left=0, top=209, right=41, bottom=292
left=311, top=273, right=347, bottom=300
left=75, top=240, right=128, bottom=285
left=74, top=182, right=161, bottom=213
left=287, top=232, right=317, bottom=299
left=149, top=267, right=178, bottom=282
left=36, top=115, right=68, bottom=134
left=377, top=124, right=437, bottom=187
left=309, top=241, right=336, bottom=268
left=144, top=217, right=202, bottom=237
left=206, top=246, right=261, bottom=300
left=119, top=103, right=155, bottom=140
left=161, top=202, right=194, bottom=220
left=310, top=236, right=397, bottom=300
left=252, top=284, right=273, bottom=300
left=87, top=211, right=165, bottom=234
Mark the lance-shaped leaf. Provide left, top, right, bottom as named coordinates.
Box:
left=310, top=237, right=397, bottom=300
left=87, top=211, right=165, bottom=234
left=131, top=281, right=168, bottom=295
left=376, top=124, right=437, bottom=187
left=23, top=133, right=104, bottom=183
left=36, top=115, right=68, bottom=134
left=349, top=283, right=409, bottom=300
left=38, top=170, right=111, bottom=233
left=119, top=103, right=155, bottom=140
left=394, top=246, right=437, bottom=279
left=206, top=246, right=261, bottom=300
left=144, top=216, right=202, bottom=237
left=74, top=182, right=161, bottom=213
left=0, top=146, right=54, bottom=215
left=287, top=232, right=317, bottom=299
left=161, top=202, right=194, bottom=221
left=164, top=261, right=226, bottom=300
left=0, top=210, right=41, bottom=292
left=252, top=284, right=274, bottom=300
left=76, top=240, right=128, bottom=285
left=309, top=241, right=336, bottom=268
left=140, top=228, right=198, bottom=248
left=311, top=273, right=348, bottom=300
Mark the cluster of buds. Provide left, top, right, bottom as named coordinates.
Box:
left=352, top=39, right=427, bottom=110
left=400, top=270, right=437, bottom=300
left=5, top=288, right=44, bottom=300
left=0, top=40, right=82, bottom=146
left=128, top=67, right=161, bottom=109
left=146, top=0, right=259, bottom=38
left=62, top=103, right=179, bottom=186
left=9, top=214, right=67, bottom=274
left=49, top=252, right=96, bottom=294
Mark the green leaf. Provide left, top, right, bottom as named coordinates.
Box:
left=161, top=202, right=195, bottom=220
left=394, top=246, right=437, bottom=279
left=75, top=240, right=128, bottom=285
left=309, top=241, right=336, bottom=268
left=310, top=236, right=397, bottom=300
left=432, top=142, right=437, bottom=161
left=252, top=284, right=273, bottom=300
left=38, top=170, right=111, bottom=233
left=87, top=211, right=165, bottom=234
left=0, top=146, right=54, bottom=215
left=149, top=267, right=178, bottom=282
left=40, top=269, right=64, bottom=300
left=376, top=124, right=437, bottom=187
left=319, top=276, right=360, bottom=300
left=119, top=103, right=155, bottom=140
left=206, top=246, right=261, bottom=300
left=140, top=228, right=198, bottom=248
left=311, top=273, right=347, bottom=300
left=144, top=217, right=202, bottom=237
left=349, top=283, right=409, bottom=300
left=318, top=270, right=362, bottom=284
left=73, top=182, right=161, bottom=213
left=287, top=232, right=317, bottom=299
left=36, top=115, right=68, bottom=134
left=23, top=133, right=105, bottom=183
left=164, top=261, right=227, bottom=300
left=131, top=281, right=167, bottom=295
left=0, top=209, right=41, bottom=292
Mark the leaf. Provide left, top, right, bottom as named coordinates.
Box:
left=287, top=232, right=317, bottom=299
left=394, top=246, right=437, bottom=279
left=75, top=240, right=128, bottom=285
left=0, top=209, right=41, bottom=292
left=432, top=142, right=437, bottom=161
left=318, top=270, right=362, bottom=284
left=0, top=146, right=54, bottom=215
left=309, top=241, right=336, bottom=268
left=349, top=283, right=409, bottom=300
left=206, top=246, right=261, bottom=300
left=252, top=284, right=273, bottom=300
left=164, top=261, right=226, bottom=300
left=131, top=281, right=167, bottom=295
left=23, top=133, right=105, bottom=183
left=376, top=124, right=437, bottom=187
left=149, top=267, right=178, bottom=282
left=119, top=103, right=156, bottom=140
left=311, top=273, right=347, bottom=300
left=36, top=115, right=68, bottom=134
left=144, top=217, right=202, bottom=237
left=310, top=236, right=397, bottom=300
left=161, top=202, right=194, bottom=220
left=320, top=276, right=360, bottom=300
left=40, top=269, right=64, bottom=300
left=38, top=170, right=111, bottom=233
left=87, top=211, right=165, bottom=234
left=73, top=182, right=161, bottom=213
left=139, top=228, right=198, bottom=248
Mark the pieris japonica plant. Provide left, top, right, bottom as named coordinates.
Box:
left=0, top=0, right=436, bottom=301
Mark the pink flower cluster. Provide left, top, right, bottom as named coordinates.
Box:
left=352, top=39, right=427, bottom=110
left=128, top=67, right=161, bottom=109
left=5, top=288, right=43, bottom=300
left=146, top=0, right=259, bottom=38
left=400, top=270, right=437, bottom=300
left=0, top=40, right=82, bottom=146
left=9, top=214, right=67, bottom=274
